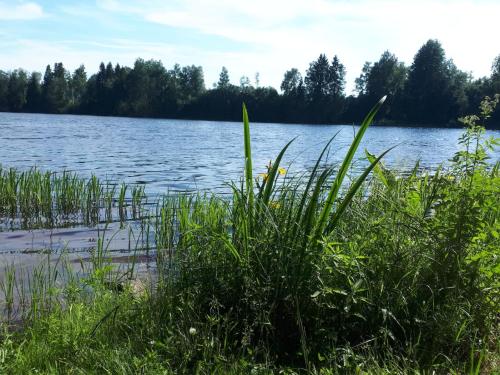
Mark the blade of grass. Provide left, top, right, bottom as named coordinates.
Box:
left=314, top=95, right=386, bottom=240
left=291, top=133, right=339, bottom=242
left=260, top=137, right=296, bottom=205
left=242, top=103, right=253, bottom=209
left=365, top=149, right=389, bottom=188
left=326, top=146, right=396, bottom=232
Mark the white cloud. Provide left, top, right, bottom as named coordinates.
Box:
left=0, top=2, right=44, bottom=20
left=2, top=0, right=499, bottom=94
left=0, top=38, right=170, bottom=73
left=104, top=0, right=500, bottom=92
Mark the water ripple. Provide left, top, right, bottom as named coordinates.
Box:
left=1, top=112, right=499, bottom=196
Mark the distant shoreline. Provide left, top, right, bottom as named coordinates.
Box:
left=2, top=110, right=499, bottom=130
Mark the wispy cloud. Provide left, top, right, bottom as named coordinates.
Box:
left=1, top=0, right=499, bottom=92
left=94, top=0, right=500, bottom=90
left=0, top=1, right=44, bottom=20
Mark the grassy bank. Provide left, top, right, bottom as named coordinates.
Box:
left=0, top=98, right=499, bottom=374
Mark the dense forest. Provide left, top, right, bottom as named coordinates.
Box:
left=1, top=39, right=499, bottom=128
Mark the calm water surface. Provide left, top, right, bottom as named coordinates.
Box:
left=1, top=112, right=499, bottom=196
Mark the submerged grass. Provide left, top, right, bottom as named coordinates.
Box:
left=0, top=168, right=147, bottom=229
left=0, top=97, right=499, bottom=373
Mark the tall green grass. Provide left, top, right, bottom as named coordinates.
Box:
left=0, top=168, right=147, bottom=228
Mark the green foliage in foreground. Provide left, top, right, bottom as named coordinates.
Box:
left=0, top=99, right=499, bottom=374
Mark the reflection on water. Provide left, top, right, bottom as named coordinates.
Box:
left=0, top=222, right=140, bottom=253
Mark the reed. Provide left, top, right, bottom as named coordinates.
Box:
left=0, top=265, right=15, bottom=321
left=0, top=168, right=147, bottom=229
left=131, top=185, right=146, bottom=220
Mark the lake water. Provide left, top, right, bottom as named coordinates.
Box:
left=2, top=112, right=499, bottom=196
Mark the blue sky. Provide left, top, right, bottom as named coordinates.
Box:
left=1, top=0, right=499, bottom=92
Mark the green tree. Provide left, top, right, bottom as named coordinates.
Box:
left=0, top=70, right=8, bottom=111
left=446, top=60, right=469, bottom=118
left=217, top=66, right=230, bottom=89
left=239, top=75, right=252, bottom=91
left=179, top=65, right=205, bottom=103
left=305, top=54, right=331, bottom=101
left=94, top=62, right=115, bottom=113
left=82, top=62, right=112, bottom=115
left=8, top=69, right=28, bottom=112
left=280, top=68, right=306, bottom=122
left=305, top=54, right=345, bottom=100
left=488, top=54, right=500, bottom=123
left=0, top=48, right=496, bottom=127
left=25, top=72, right=42, bottom=112
left=125, top=59, right=172, bottom=116
left=366, top=52, right=406, bottom=100
left=491, top=54, right=500, bottom=93
left=111, top=63, right=132, bottom=114
left=354, top=62, right=372, bottom=95
left=404, top=40, right=460, bottom=124
left=305, top=54, right=346, bottom=122
left=364, top=51, right=407, bottom=119
left=281, top=68, right=303, bottom=96
left=328, top=55, right=346, bottom=97
left=41, top=65, right=53, bottom=110
left=492, top=55, right=500, bottom=78
left=42, top=63, right=70, bottom=113
left=70, top=65, right=87, bottom=109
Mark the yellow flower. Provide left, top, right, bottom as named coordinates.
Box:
left=259, top=173, right=269, bottom=182
left=278, top=167, right=287, bottom=176
left=269, top=201, right=281, bottom=209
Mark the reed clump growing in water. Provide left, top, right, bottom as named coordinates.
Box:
left=0, top=97, right=498, bottom=373
left=0, top=168, right=147, bottom=228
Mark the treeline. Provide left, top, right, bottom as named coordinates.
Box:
left=1, top=39, right=499, bottom=128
